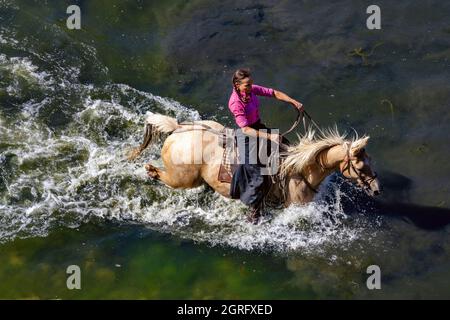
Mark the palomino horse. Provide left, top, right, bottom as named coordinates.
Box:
left=129, top=113, right=380, bottom=207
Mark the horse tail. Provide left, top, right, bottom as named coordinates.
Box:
left=128, top=113, right=180, bottom=160
left=145, top=113, right=180, bottom=133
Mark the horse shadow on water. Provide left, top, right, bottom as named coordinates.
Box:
left=325, top=170, right=450, bottom=231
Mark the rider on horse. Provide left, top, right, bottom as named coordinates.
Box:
left=228, top=68, right=304, bottom=223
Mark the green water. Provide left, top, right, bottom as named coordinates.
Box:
left=0, top=0, right=449, bottom=299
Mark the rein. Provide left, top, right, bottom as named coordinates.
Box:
left=266, top=106, right=324, bottom=200
left=279, top=106, right=324, bottom=195
left=281, top=107, right=325, bottom=137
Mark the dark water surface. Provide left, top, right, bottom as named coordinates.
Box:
left=0, top=0, right=449, bottom=299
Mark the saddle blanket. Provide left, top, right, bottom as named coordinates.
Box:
left=218, top=128, right=238, bottom=183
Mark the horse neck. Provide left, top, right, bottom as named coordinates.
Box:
left=291, top=143, right=347, bottom=195
left=320, top=143, right=347, bottom=172
left=278, top=143, right=349, bottom=206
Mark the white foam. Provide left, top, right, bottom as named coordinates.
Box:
left=0, top=54, right=55, bottom=88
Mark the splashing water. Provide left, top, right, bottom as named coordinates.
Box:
left=0, top=15, right=375, bottom=253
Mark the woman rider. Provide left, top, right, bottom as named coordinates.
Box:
left=228, top=68, right=304, bottom=223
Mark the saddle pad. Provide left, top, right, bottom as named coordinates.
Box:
left=218, top=128, right=238, bottom=183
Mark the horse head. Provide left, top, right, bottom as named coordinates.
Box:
left=339, top=137, right=381, bottom=197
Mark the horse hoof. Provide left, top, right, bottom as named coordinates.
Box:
left=145, top=164, right=159, bottom=179
left=247, top=215, right=261, bottom=225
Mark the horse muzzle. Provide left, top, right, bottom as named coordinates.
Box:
left=363, top=177, right=381, bottom=197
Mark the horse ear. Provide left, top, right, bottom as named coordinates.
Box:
left=350, top=136, right=369, bottom=156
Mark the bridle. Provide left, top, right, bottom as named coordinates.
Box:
left=341, top=143, right=378, bottom=192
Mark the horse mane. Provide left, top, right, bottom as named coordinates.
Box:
left=279, top=126, right=358, bottom=178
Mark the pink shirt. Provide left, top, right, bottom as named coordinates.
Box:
left=228, top=84, right=275, bottom=128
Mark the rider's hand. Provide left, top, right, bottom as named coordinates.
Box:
left=291, top=99, right=304, bottom=112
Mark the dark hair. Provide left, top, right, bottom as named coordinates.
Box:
left=232, top=68, right=251, bottom=88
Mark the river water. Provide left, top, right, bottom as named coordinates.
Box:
left=0, top=0, right=449, bottom=299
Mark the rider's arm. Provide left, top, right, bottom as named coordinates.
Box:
left=273, top=90, right=304, bottom=110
